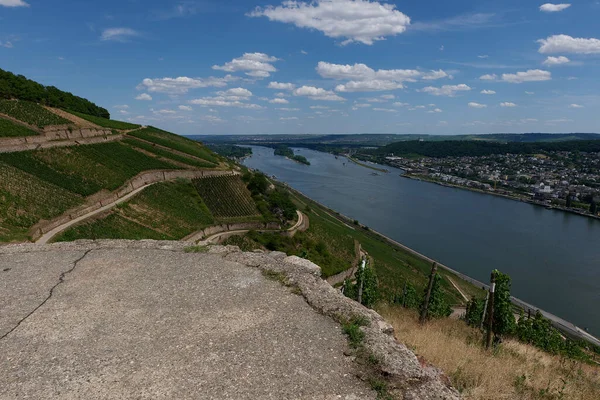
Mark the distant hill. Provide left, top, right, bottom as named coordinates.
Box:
left=0, top=68, right=109, bottom=118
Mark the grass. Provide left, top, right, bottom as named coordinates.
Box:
left=0, top=142, right=182, bottom=196
left=0, top=163, right=83, bottom=242
left=54, top=180, right=215, bottom=242
left=378, top=304, right=600, bottom=400
left=123, top=137, right=217, bottom=168
left=128, top=127, right=219, bottom=164
left=193, top=175, right=259, bottom=218
left=0, top=117, right=39, bottom=137
left=184, top=245, right=209, bottom=253
left=68, top=110, right=140, bottom=130
left=0, top=99, right=70, bottom=128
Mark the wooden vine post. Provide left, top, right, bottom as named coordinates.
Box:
left=485, top=271, right=496, bottom=349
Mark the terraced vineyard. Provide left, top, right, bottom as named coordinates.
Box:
left=0, top=99, right=71, bottom=128
left=0, top=118, right=38, bottom=137
left=122, top=137, right=216, bottom=168
left=0, top=142, right=181, bottom=196
left=0, top=163, right=83, bottom=242
left=129, top=127, right=219, bottom=165
left=55, top=180, right=215, bottom=241
left=193, top=175, right=259, bottom=218
left=69, top=111, right=141, bottom=130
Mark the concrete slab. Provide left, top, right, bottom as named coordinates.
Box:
left=0, top=246, right=375, bottom=399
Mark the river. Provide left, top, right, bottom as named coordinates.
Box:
left=242, top=145, right=600, bottom=337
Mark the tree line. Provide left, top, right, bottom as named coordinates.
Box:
left=0, top=68, right=109, bottom=118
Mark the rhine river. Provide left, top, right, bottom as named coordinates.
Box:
left=242, top=145, right=600, bottom=337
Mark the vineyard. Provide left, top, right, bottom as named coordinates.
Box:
left=54, top=180, right=216, bottom=241
left=129, top=127, right=219, bottom=165
left=122, top=137, right=216, bottom=168
left=193, top=175, right=259, bottom=218
left=0, top=142, right=181, bottom=196
left=69, top=111, right=141, bottom=130
left=0, top=117, right=38, bottom=137
left=0, top=99, right=71, bottom=128
left=0, top=163, right=83, bottom=242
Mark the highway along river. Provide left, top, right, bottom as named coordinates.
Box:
left=242, top=145, right=600, bottom=338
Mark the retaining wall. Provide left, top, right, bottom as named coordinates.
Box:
left=0, top=131, right=120, bottom=153
left=29, top=169, right=237, bottom=241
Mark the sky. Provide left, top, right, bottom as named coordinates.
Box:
left=1, top=0, right=600, bottom=135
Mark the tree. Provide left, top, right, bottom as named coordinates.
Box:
left=590, top=201, right=598, bottom=215
left=566, top=192, right=573, bottom=208
left=492, top=270, right=516, bottom=337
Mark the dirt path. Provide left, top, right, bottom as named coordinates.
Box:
left=44, top=107, right=100, bottom=129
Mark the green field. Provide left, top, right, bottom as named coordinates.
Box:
left=0, top=163, right=83, bottom=242
left=193, top=175, right=259, bottom=218
left=69, top=111, right=141, bottom=130
left=0, top=99, right=71, bottom=128
left=129, top=127, right=220, bottom=164
left=0, top=118, right=39, bottom=137
left=123, top=137, right=217, bottom=168
left=0, top=142, right=181, bottom=196
left=55, top=180, right=215, bottom=241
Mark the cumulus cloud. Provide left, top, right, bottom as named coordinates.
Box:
left=468, top=102, right=487, bottom=108
left=248, top=0, right=411, bottom=45
left=135, top=93, right=153, bottom=101
left=393, top=102, right=409, bottom=107
left=427, top=108, right=443, bottom=113
left=268, top=81, right=296, bottom=90
left=381, top=94, right=395, bottom=100
left=500, top=102, right=517, bottom=107
left=213, top=53, right=279, bottom=78
left=0, top=0, right=29, bottom=7
left=542, top=56, right=570, bottom=66
left=422, top=69, right=450, bottom=80
left=189, top=88, right=261, bottom=109
left=336, top=80, right=404, bottom=92
left=277, top=107, right=300, bottom=111
left=479, top=74, right=497, bottom=80
left=538, top=34, right=600, bottom=54
left=217, top=87, right=253, bottom=98
left=419, top=84, right=471, bottom=96
left=480, top=90, right=496, bottom=95
left=525, top=91, right=535, bottom=95
left=501, top=69, right=551, bottom=83
left=353, top=103, right=372, bottom=108
left=269, top=98, right=289, bottom=104
left=280, top=117, right=299, bottom=121
left=539, top=3, right=571, bottom=12
left=179, top=105, right=193, bottom=111
left=293, top=86, right=345, bottom=101
left=569, top=103, right=584, bottom=108
left=372, top=108, right=398, bottom=112
left=101, top=28, right=140, bottom=42
left=201, top=115, right=225, bottom=123
left=137, top=75, right=237, bottom=95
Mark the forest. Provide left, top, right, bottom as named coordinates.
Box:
left=0, top=68, right=109, bottom=118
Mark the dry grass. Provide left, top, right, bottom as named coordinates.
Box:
left=378, top=304, right=600, bottom=400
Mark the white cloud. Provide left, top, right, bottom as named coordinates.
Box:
left=419, top=84, right=471, bottom=96
left=381, top=94, right=395, bottom=100
left=372, top=108, right=398, bottom=113
left=156, top=109, right=177, bottom=115
left=213, top=53, right=279, bottom=78
left=0, top=40, right=14, bottom=48
left=525, top=91, right=534, bottom=95
left=248, top=0, right=411, bottom=45
left=480, top=90, right=496, bottom=95
left=427, top=108, right=443, bottom=113
left=569, top=103, right=584, bottom=108
left=479, top=74, right=497, bottom=80
left=179, top=105, right=193, bottom=111
left=113, top=105, right=129, bottom=109
left=137, top=75, right=237, bottom=95
left=392, top=102, right=409, bottom=107
left=538, top=34, right=600, bottom=54
left=421, top=69, right=450, bottom=80
left=336, top=80, right=404, bottom=92
left=293, top=86, right=345, bottom=101
left=478, top=55, right=489, bottom=59
left=310, top=105, right=329, bottom=109
left=468, top=102, right=487, bottom=108
left=189, top=98, right=263, bottom=109
left=500, top=102, right=517, bottom=107
left=301, top=50, right=308, bottom=55
left=547, top=118, right=572, bottom=123
left=269, top=98, right=289, bottom=104
left=217, top=87, right=253, bottom=98
left=268, top=81, right=296, bottom=90
left=201, top=115, right=225, bottom=123
left=501, top=69, right=551, bottom=83
left=280, top=117, right=299, bottom=121
left=101, top=28, right=140, bottom=42
left=0, top=0, right=29, bottom=7
left=539, top=3, right=571, bottom=12
left=277, top=107, right=300, bottom=111
left=135, top=93, right=153, bottom=101
left=353, top=103, right=372, bottom=108
left=542, top=56, right=570, bottom=66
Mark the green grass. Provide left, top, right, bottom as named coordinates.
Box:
left=69, top=110, right=141, bottom=130
left=54, top=180, right=215, bottom=242
left=122, top=137, right=217, bottom=168
left=0, top=99, right=70, bottom=128
left=0, top=142, right=182, bottom=196
left=128, top=127, right=219, bottom=164
left=54, top=213, right=171, bottom=242
left=0, top=163, right=83, bottom=242
left=0, top=117, right=39, bottom=137
left=193, top=175, right=259, bottom=218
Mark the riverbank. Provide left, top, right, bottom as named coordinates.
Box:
left=346, top=156, right=389, bottom=173
left=402, top=173, right=600, bottom=222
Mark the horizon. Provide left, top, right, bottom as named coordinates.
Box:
left=2, top=0, right=600, bottom=135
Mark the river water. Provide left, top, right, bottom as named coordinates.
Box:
left=242, top=145, right=600, bottom=337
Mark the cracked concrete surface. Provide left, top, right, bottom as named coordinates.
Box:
left=0, top=242, right=376, bottom=399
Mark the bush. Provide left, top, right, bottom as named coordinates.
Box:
left=421, top=274, right=452, bottom=319
left=492, top=270, right=517, bottom=337
left=465, top=296, right=486, bottom=327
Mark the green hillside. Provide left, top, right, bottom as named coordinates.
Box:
left=0, top=118, right=38, bottom=137
left=0, top=99, right=71, bottom=128
left=69, top=110, right=141, bottom=130
left=193, top=175, right=260, bottom=218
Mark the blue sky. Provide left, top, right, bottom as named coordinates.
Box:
left=1, top=0, right=600, bottom=135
